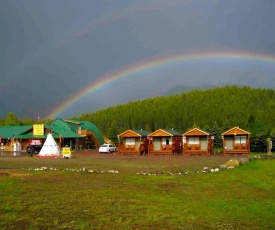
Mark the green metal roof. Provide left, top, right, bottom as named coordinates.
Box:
left=72, top=120, right=104, bottom=145
left=162, top=129, right=182, bottom=136
left=49, top=119, right=82, bottom=138
left=0, top=126, right=32, bottom=138
left=61, top=119, right=81, bottom=132
left=132, top=129, right=150, bottom=136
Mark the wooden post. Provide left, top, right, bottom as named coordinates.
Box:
left=267, top=138, right=273, bottom=157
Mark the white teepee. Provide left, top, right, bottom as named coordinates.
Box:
left=38, top=133, right=61, bottom=157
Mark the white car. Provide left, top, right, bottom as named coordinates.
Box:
left=99, top=144, right=116, bottom=153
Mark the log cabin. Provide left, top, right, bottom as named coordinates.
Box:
left=117, top=129, right=150, bottom=155
left=148, top=129, right=183, bottom=156
left=222, top=127, right=250, bottom=155
left=183, top=128, right=214, bottom=156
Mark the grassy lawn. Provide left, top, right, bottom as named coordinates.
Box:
left=0, top=152, right=274, bottom=229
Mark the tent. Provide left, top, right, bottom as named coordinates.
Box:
left=38, top=133, right=61, bottom=158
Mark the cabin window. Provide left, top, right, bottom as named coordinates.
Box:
left=235, top=135, right=246, bottom=144
left=162, top=137, right=171, bottom=145
left=188, top=137, right=199, bottom=144
left=125, top=138, right=135, bottom=146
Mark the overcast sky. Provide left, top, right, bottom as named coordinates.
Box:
left=1, top=0, right=275, bottom=119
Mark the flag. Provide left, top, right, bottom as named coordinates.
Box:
left=38, top=114, right=40, bottom=122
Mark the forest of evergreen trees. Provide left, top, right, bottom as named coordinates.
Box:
left=1, top=85, right=274, bottom=152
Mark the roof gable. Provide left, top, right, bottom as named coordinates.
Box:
left=183, top=128, right=210, bottom=136
left=222, top=127, right=250, bottom=135
left=149, top=129, right=181, bottom=137
left=119, top=130, right=141, bottom=137
left=119, top=129, right=150, bottom=137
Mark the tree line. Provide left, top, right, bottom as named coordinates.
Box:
left=0, top=112, right=52, bottom=127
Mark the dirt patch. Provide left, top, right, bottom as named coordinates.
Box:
left=0, top=171, right=10, bottom=176
left=0, top=169, right=30, bottom=177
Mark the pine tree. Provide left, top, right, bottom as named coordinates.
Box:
left=5, top=112, right=20, bottom=126
left=107, top=120, right=119, bottom=146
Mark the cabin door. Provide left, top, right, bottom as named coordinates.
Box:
left=136, top=139, right=141, bottom=149
left=201, top=136, right=207, bottom=150
left=225, top=136, right=233, bottom=149
left=153, top=138, right=161, bottom=150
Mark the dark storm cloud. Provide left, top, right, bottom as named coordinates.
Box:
left=1, top=0, right=275, bottom=119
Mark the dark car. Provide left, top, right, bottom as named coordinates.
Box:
left=27, top=145, right=42, bottom=154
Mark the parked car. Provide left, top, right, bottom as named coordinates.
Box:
left=99, top=144, right=116, bottom=153
left=27, top=145, right=42, bottom=154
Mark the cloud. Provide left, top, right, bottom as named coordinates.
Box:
left=1, top=0, right=275, bottom=119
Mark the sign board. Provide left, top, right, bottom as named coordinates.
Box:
left=33, top=124, right=44, bottom=136
left=62, top=147, right=71, bottom=155
left=30, top=139, right=42, bottom=145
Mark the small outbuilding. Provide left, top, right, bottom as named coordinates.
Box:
left=222, top=127, right=250, bottom=155
left=183, top=128, right=214, bottom=156
left=148, top=129, right=183, bottom=156
left=117, top=129, right=150, bottom=155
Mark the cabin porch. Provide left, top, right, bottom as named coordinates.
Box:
left=223, top=143, right=250, bottom=155
left=184, top=144, right=209, bottom=156
left=118, top=144, right=140, bottom=155
left=148, top=144, right=175, bottom=156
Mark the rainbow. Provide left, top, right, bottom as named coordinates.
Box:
left=48, top=50, right=275, bottom=118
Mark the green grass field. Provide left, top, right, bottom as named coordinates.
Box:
left=0, top=152, right=274, bottom=229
